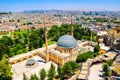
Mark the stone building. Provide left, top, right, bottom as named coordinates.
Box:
left=48, top=35, right=78, bottom=65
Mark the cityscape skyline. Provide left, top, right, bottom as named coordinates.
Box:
left=0, top=0, right=120, bottom=12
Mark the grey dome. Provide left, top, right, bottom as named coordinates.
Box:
left=26, top=59, right=36, bottom=65
left=57, top=35, right=77, bottom=48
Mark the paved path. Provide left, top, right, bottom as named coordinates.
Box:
left=88, top=64, right=104, bottom=80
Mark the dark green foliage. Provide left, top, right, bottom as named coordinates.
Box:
left=76, top=51, right=94, bottom=62
left=62, top=62, right=72, bottom=76
left=29, top=74, right=39, bottom=80
left=57, top=64, right=64, bottom=79
left=107, top=24, right=112, bottom=28
left=93, top=52, right=100, bottom=57
left=28, top=32, right=43, bottom=50
left=103, top=63, right=110, bottom=78
left=0, top=28, right=44, bottom=57
left=93, top=18, right=108, bottom=22
left=27, top=22, right=32, bottom=25
left=39, top=68, right=46, bottom=80
left=0, top=12, right=8, bottom=14
left=94, top=45, right=100, bottom=52
left=57, top=61, right=78, bottom=79
left=105, top=60, right=113, bottom=66
left=10, top=47, right=17, bottom=56
left=73, top=25, right=96, bottom=41
left=47, top=63, right=56, bottom=80
left=48, top=25, right=59, bottom=40
left=0, top=36, right=13, bottom=47
left=65, top=61, right=79, bottom=71
left=14, top=38, right=20, bottom=45
left=59, top=24, right=71, bottom=36
left=74, top=27, right=83, bottom=40
left=53, top=34, right=61, bottom=42
left=0, top=43, right=10, bottom=59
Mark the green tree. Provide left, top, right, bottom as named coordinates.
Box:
left=57, top=64, right=64, bottom=80
left=57, top=64, right=61, bottom=77
left=76, top=51, right=94, bottom=62
left=103, top=63, right=110, bottom=79
left=28, top=32, right=43, bottom=51
left=0, top=43, right=10, bottom=59
left=16, top=44, right=23, bottom=50
left=37, top=28, right=44, bottom=43
left=23, top=73, right=28, bottom=80
left=10, top=47, right=17, bottom=56
left=107, top=24, right=112, bottom=28
left=29, top=74, right=39, bottom=80
left=0, top=36, right=13, bottom=47
left=59, top=24, right=71, bottom=36
left=27, top=22, right=32, bottom=25
left=74, top=27, right=83, bottom=40
left=48, top=25, right=59, bottom=40
left=106, top=60, right=113, bottom=66
left=63, top=62, right=72, bottom=76
left=65, top=61, right=78, bottom=71
left=14, top=38, right=20, bottom=45
left=47, top=63, right=56, bottom=80
left=0, top=54, right=12, bottom=80
left=94, top=45, right=100, bottom=52
left=39, top=68, right=46, bottom=80
left=53, top=34, right=60, bottom=42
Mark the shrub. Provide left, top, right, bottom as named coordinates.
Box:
left=76, top=51, right=94, bottom=62
left=103, top=63, right=110, bottom=78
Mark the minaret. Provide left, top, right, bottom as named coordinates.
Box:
left=44, top=15, right=49, bottom=62
left=71, top=16, right=73, bottom=36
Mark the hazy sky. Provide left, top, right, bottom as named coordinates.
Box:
left=0, top=0, right=120, bottom=12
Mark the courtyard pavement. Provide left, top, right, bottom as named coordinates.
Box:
left=11, top=55, right=57, bottom=80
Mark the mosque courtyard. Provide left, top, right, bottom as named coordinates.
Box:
left=11, top=55, right=57, bottom=80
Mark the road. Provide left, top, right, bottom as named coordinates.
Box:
left=88, top=64, right=104, bottom=80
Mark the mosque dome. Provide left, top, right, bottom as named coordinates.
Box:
left=57, top=35, right=77, bottom=48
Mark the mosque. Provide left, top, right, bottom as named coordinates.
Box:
left=9, top=16, right=79, bottom=66
left=46, top=35, right=78, bottom=65
left=9, top=16, right=96, bottom=80
left=44, top=15, right=79, bottom=65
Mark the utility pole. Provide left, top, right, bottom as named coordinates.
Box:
left=44, top=14, right=49, bottom=62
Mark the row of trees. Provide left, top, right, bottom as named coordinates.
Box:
left=0, top=28, right=44, bottom=59
left=48, top=24, right=97, bottom=42
left=23, top=63, right=55, bottom=80
left=0, top=23, right=97, bottom=59
left=23, top=61, right=79, bottom=80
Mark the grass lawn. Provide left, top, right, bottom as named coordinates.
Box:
left=42, top=41, right=56, bottom=47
